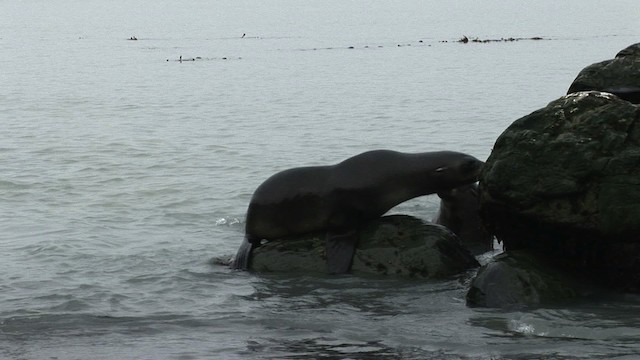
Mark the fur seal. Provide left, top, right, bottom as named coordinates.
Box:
left=231, top=150, right=484, bottom=273
left=433, top=183, right=493, bottom=253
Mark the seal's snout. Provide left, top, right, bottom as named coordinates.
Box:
left=475, top=160, right=485, bottom=177
left=460, top=156, right=484, bottom=181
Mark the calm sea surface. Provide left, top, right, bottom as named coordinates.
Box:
left=2, top=1, right=640, bottom=359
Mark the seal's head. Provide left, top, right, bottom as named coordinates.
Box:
left=423, top=151, right=483, bottom=190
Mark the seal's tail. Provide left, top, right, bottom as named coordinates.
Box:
left=230, top=236, right=253, bottom=270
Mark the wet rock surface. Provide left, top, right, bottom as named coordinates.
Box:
left=466, top=251, right=588, bottom=309
left=251, top=215, right=479, bottom=278
left=479, top=91, right=640, bottom=292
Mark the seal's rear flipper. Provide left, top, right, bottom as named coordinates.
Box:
left=325, top=230, right=358, bottom=274
left=230, top=236, right=253, bottom=270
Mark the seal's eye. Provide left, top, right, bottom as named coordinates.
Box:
left=435, top=167, right=446, bottom=173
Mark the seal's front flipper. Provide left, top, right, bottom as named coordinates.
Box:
left=325, top=230, right=358, bottom=274
left=230, top=236, right=253, bottom=270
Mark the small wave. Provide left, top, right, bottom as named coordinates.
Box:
left=0, top=312, right=208, bottom=338
left=0, top=179, right=33, bottom=190
left=243, top=337, right=403, bottom=360
left=48, top=299, right=91, bottom=312
left=158, top=198, right=199, bottom=209
left=15, top=236, right=77, bottom=255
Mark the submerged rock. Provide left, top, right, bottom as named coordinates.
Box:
left=567, top=43, right=640, bottom=103
left=466, top=251, right=585, bottom=309
left=251, top=215, right=479, bottom=278
left=479, top=91, right=640, bottom=291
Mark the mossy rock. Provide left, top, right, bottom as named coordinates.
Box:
left=567, top=43, right=640, bottom=104
left=251, top=215, right=479, bottom=278
left=479, top=90, right=640, bottom=291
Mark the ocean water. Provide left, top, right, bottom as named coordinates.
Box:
left=2, top=0, right=640, bottom=359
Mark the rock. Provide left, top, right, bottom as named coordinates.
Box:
left=567, top=43, right=640, bottom=103
left=479, top=91, right=640, bottom=291
left=251, top=215, right=479, bottom=278
left=466, top=251, right=584, bottom=309
left=616, top=42, right=640, bottom=58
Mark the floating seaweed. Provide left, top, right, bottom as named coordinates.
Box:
left=446, top=35, right=545, bottom=44
left=166, top=56, right=242, bottom=62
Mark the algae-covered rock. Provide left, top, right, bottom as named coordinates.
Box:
left=251, top=215, right=479, bottom=278
left=352, top=215, right=479, bottom=278
left=615, top=43, right=640, bottom=58
left=466, top=251, right=583, bottom=309
left=250, top=233, right=328, bottom=273
left=481, top=91, right=640, bottom=237
left=479, top=91, right=640, bottom=291
left=567, top=43, right=640, bottom=104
